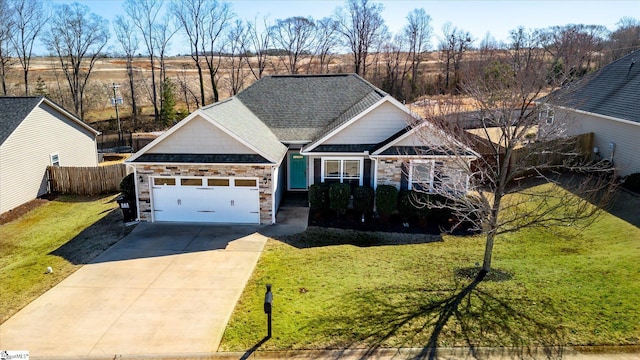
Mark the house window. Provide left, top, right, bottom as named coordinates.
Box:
left=208, top=178, right=229, bottom=187
left=409, top=160, right=444, bottom=192
left=50, top=153, right=60, bottom=167
left=180, top=178, right=203, bottom=186
left=153, top=177, right=176, bottom=186
left=321, top=158, right=363, bottom=185
left=539, top=106, right=554, bottom=124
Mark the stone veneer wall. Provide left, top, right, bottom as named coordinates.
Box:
left=134, top=164, right=274, bottom=224
left=376, top=157, right=469, bottom=191
left=376, top=158, right=404, bottom=188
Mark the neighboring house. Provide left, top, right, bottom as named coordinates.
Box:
left=544, top=49, right=640, bottom=176
left=127, top=74, right=476, bottom=224
left=0, top=97, right=100, bottom=214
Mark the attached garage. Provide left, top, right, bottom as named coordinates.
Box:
left=151, top=177, right=260, bottom=224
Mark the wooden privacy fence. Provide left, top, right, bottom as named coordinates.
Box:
left=48, top=164, right=127, bottom=195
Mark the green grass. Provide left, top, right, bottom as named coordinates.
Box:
left=220, top=194, right=640, bottom=351
left=0, top=194, right=121, bottom=323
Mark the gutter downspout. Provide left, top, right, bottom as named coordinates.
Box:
left=271, top=165, right=277, bottom=224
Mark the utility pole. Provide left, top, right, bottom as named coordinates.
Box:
left=111, top=83, right=123, bottom=147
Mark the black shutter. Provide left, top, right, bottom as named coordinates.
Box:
left=314, top=158, right=321, bottom=184
left=400, top=161, right=408, bottom=190
left=363, top=159, right=372, bottom=187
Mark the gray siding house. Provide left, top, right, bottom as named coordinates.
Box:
left=0, top=97, right=100, bottom=214
left=545, top=50, right=640, bottom=176
left=127, top=74, right=476, bottom=224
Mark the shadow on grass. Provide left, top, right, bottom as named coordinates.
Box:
left=49, top=209, right=132, bottom=265
left=307, top=272, right=565, bottom=360
left=240, top=336, right=271, bottom=360
left=276, top=227, right=443, bottom=249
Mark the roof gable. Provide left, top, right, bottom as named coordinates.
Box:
left=550, top=50, right=640, bottom=124
left=128, top=98, right=287, bottom=164
left=0, top=97, right=99, bottom=146
left=372, top=120, right=478, bottom=157
left=306, top=97, right=416, bottom=151
left=236, top=74, right=387, bottom=142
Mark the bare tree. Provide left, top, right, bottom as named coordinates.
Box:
left=607, top=17, right=640, bottom=61
left=224, top=19, right=249, bottom=95
left=403, top=8, right=432, bottom=98
left=171, top=0, right=209, bottom=106
left=244, top=16, right=271, bottom=80
left=313, top=17, right=339, bottom=74
left=411, top=38, right=615, bottom=277
left=270, top=16, right=316, bottom=75
left=438, top=22, right=473, bottom=94
left=124, top=0, right=163, bottom=122
left=378, top=34, right=407, bottom=98
left=537, top=24, right=608, bottom=83
left=153, top=15, right=177, bottom=115
left=200, top=0, right=232, bottom=103
left=9, top=0, right=47, bottom=95
left=44, top=2, right=109, bottom=119
left=0, top=0, right=14, bottom=95
left=335, top=0, right=388, bottom=77
left=114, top=15, right=140, bottom=128
left=176, top=63, right=199, bottom=112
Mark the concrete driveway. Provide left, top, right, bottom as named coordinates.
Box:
left=0, top=217, right=305, bottom=358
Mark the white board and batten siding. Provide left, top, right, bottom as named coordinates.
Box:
left=324, top=101, right=411, bottom=145
left=0, top=102, right=98, bottom=213
left=557, top=109, right=640, bottom=176
left=148, top=115, right=254, bottom=154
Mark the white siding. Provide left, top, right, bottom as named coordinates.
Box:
left=394, top=130, right=447, bottom=147
left=325, top=101, right=411, bottom=144
left=148, top=115, right=255, bottom=154
left=555, top=109, right=640, bottom=176
left=0, top=103, right=98, bottom=213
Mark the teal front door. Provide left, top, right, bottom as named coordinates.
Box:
left=289, top=152, right=307, bottom=189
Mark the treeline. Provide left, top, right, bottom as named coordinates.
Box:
left=0, top=0, right=638, bottom=129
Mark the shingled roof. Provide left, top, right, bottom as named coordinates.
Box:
left=0, top=97, right=45, bottom=146
left=236, top=74, right=387, bottom=142
left=0, top=96, right=99, bottom=146
left=550, top=50, right=640, bottom=124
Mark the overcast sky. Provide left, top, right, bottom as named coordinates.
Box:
left=46, top=0, right=637, bottom=56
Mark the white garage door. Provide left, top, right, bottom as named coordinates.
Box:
left=151, top=177, right=260, bottom=223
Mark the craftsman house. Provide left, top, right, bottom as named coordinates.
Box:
left=127, top=74, right=476, bottom=224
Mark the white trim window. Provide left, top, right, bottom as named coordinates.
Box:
left=50, top=153, right=60, bottom=167
left=409, top=160, right=444, bottom=192
left=539, top=106, right=554, bottom=125
left=321, top=157, right=363, bottom=185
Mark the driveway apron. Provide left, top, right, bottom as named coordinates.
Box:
left=0, top=222, right=268, bottom=357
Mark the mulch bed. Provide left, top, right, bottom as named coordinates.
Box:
left=309, top=208, right=473, bottom=236
left=0, top=195, right=57, bottom=225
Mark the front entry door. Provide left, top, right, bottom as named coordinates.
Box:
left=289, top=152, right=307, bottom=189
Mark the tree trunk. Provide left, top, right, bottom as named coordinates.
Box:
left=149, top=55, right=159, bottom=122
left=196, top=63, right=205, bottom=106
left=23, top=69, right=28, bottom=95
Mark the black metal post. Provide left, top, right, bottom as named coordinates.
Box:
left=264, top=284, right=273, bottom=338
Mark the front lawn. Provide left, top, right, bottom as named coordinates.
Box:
left=0, top=194, right=129, bottom=323
left=220, top=191, right=640, bottom=351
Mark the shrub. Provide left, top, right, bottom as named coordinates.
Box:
left=120, top=173, right=135, bottom=201
left=329, top=183, right=351, bottom=214
left=308, top=183, right=330, bottom=210
left=623, top=173, right=640, bottom=193
left=353, top=186, right=374, bottom=215
left=398, top=190, right=431, bottom=218
left=375, top=185, right=398, bottom=216
left=427, top=194, right=453, bottom=223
